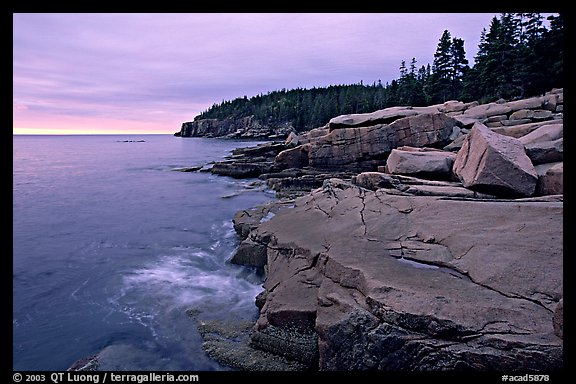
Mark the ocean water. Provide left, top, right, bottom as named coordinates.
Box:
left=13, top=135, right=274, bottom=371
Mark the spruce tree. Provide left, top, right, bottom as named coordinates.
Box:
left=431, top=29, right=453, bottom=103
left=449, top=38, right=468, bottom=99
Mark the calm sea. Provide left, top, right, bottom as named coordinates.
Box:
left=13, top=135, right=274, bottom=371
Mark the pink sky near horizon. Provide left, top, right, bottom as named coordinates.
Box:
left=13, top=98, right=205, bottom=134
left=14, top=13, right=554, bottom=135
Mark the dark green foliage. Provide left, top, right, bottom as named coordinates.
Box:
left=196, top=13, right=562, bottom=130
left=197, top=83, right=395, bottom=132
left=468, top=13, right=563, bottom=101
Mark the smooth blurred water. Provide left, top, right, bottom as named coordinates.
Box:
left=13, top=135, right=274, bottom=371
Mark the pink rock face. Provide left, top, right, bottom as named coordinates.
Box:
left=305, top=113, right=456, bottom=169
left=386, top=147, right=456, bottom=178
left=239, top=180, right=562, bottom=370
left=453, top=123, right=538, bottom=197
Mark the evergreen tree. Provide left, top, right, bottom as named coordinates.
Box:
left=473, top=16, right=515, bottom=100
left=513, top=13, right=547, bottom=97
left=431, top=30, right=453, bottom=102
left=543, top=13, right=563, bottom=91
left=429, top=30, right=469, bottom=102
left=409, top=57, right=417, bottom=77
left=449, top=38, right=469, bottom=99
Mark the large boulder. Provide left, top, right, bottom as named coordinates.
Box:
left=491, top=119, right=562, bottom=138
left=440, top=100, right=466, bottom=113
left=535, top=162, right=563, bottom=196
left=525, top=138, right=563, bottom=165
left=518, top=123, right=563, bottom=145
left=453, top=123, right=538, bottom=197
left=453, top=114, right=481, bottom=128
left=505, top=96, right=544, bottom=111
left=386, top=146, right=456, bottom=179
left=461, top=102, right=512, bottom=119
left=240, top=180, right=562, bottom=371
left=299, top=126, right=330, bottom=144
left=509, top=109, right=553, bottom=121
left=275, top=144, right=311, bottom=170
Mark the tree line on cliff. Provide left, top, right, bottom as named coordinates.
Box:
left=196, top=13, right=563, bottom=132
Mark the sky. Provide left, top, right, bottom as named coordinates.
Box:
left=12, top=13, right=551, bottom=135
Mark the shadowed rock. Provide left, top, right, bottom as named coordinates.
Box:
left=525, top=138, right=563, bottom=165
left=535, top=162, right=563, bottom=196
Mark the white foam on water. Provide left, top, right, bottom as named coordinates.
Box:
left=117, top=219, right=264, bottom=324
left=122, top=252, right=262, bottom=313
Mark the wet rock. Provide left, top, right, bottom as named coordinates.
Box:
left=210, top=161, right=275, bottom=178
left=68, top=355, right=99, bottom=371
left=192, top=317, right=309, bottom=371
left=172, top=166, right=203, bottom=172
left=232, top=200, right=295, bottom=240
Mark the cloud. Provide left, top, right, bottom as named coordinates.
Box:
left=13, top=13, right=507, bottom=134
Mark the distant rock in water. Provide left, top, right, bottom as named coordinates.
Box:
left=172, top=166, right=203, bottom=172
left=117, top=139, right=146, bottom=142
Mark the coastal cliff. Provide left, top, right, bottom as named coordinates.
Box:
left=175, top=115, right=293, bottom=139
left=202, top=88, right=564, bottom=371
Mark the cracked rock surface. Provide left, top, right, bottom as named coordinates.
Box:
left=237, top=178, right=563, bottom=371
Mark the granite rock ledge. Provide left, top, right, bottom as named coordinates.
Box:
left=233, top=179, right=562, bottom=370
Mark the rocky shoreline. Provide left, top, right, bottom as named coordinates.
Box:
left=70, top=89, right=563, bottom=372
left=195, top=89, right=563, bottom=371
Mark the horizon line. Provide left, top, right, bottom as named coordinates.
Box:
left=13, top=132, right=174, bottom=135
